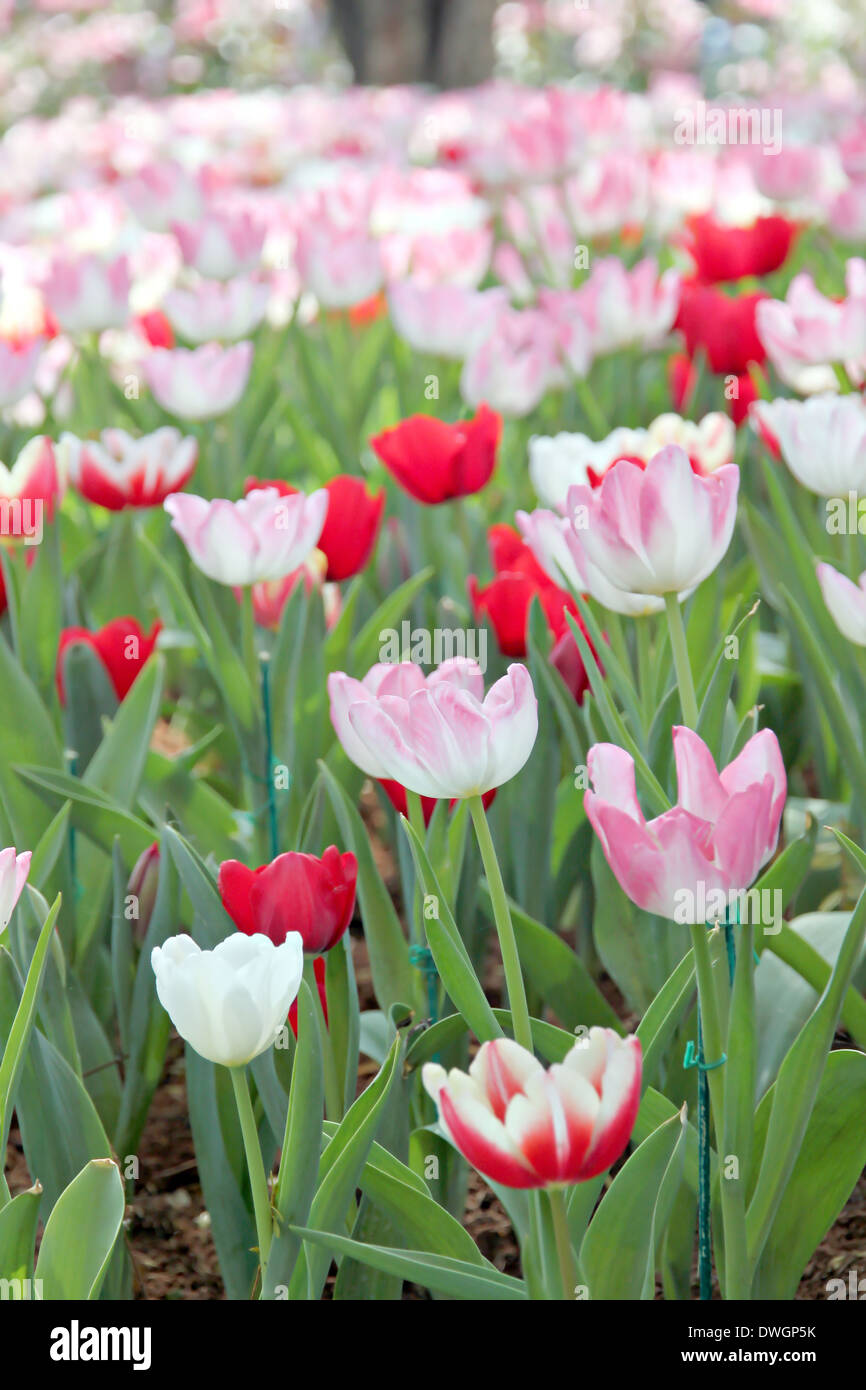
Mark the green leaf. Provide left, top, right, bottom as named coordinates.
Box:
left=0, top=894, right=63, bottom=1161
left=262, top=981, right=325, bottom=1299
left=318, top=761, right=413, bottom=1013
left=749, top=1050, right=866, bottom=1299
left=580, top=1106, right=688, bottom=1300
left=288, top=1227, right=527, bottom=1300
left=35, top=1159, right=125, bottom=1300
left=0, top=1183, right=42, bottom=1282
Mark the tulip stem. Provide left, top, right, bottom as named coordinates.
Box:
left=468, top=795, right=533, bottom=1052
left=664, top=593, right=699, bottom=729
left=305, top=958, right=342, bottom=1120
left=229, top=1065, right=273, bottom=1274
left=548, top=1188, right=578, bottom=1300
left=241, top=586, right=258, bottom=693
left=259, top=653, right=280, bottom=860
left=689, top=924, right=750, bottom=1301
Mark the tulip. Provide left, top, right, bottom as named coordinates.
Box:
left=327, top=658, right=537, bottom=799
left=289, top=955, right=326, bottom=1038
left=0, top=337, right=43, bottom=409
left=549, top=628, right=591, bottom=704
left=528, top=412, right=734, bottom=512
left=387, top=282, right=508, bottom=361
left=676, top=282, right=768, bottom=376
left=422, top=1031, right=642, bottom=1189
left=59, top=428, right=197, bottom=510
left=517, top=502, right=667, bottom=617
left=460, top=307, right=565, bottom=417
left=563, top=445, right=739, bottom=597
left=43, top=254, right=130, bottom=335
left=682, top=213, right=798, bottom=284
left=0, top=436, right=59, bottom=535
left=163, top=277, right=270, bottom=344
left=755, top=261, right=866, bottom=390
left=568, top=257, right=679, bottom=356
left=0, top=846, right=31, bottom=932
left=817, top=562, right=866, bottom=645
left=218, top=846, right=358, bottom=954
left=244, top=475, right=384, bottom=583
left=370, top=405, right=501, bottom=505
left=584, top=726, right=786, bottom=921
left=144, top=342, right=253, bottom=421
left=173, top=211, right=265, bottom=281
left=750, top=394, right=866, bottom=497
left=151, top=931, right=304, bottom=1067
left=468, top=523, right=578, bottom=657
left=120, top=161, right=204, bottom=233
left=136, top=311, right=175, bottom=350
left=164, top=486, right=327, bottom=586
left=295, top=221, right=384, bottom=310
left=56, top=618, right=161, bottom=706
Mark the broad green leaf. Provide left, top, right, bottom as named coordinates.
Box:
left=289, top=1228, right=527, bottom=1300
left=0, top=1183, right=42, bottom=1281
left=35, top=1159, right=125, bottom=1300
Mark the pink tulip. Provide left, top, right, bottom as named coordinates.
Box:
left=817, top=562, right=866, bottom=646
left=163, top=277, right=269, bottom=344
left=165, top=486, right=327, bottom=587
left=564, top=445, right=739, bottom=596
left=460, top=307, right=565, bottom=418
left=144, top=342, right=253, bottom=420
left=387, top=282, right=508, bottom=361
left=422, top=1031, right=642, bottom=1189
left=173, top=210, right=265, bottom=281
left=517, top=503, right=666, bottom=616
left=295, top=214, right=384, bottom=310
left=327, top=658, right=537, bottom=798
left=755, top=261, right=866, bottom=390
left=585, top=727, right=786, bottom=921
left=60, top=428, right=197, bottom=511
left=573, top=256, right=680, bottom=356
left=0, top=337, right=44, bottom=410
left=43, top=253, right=130, bottom=335
left=120, top=161, right=204, bottom=234
left=0, top=847, right=31, bottom=931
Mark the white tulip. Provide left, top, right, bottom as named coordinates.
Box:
left=151, top=931, right=304, bottom=1067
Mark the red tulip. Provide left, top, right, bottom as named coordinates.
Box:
left=289, top=955, right=327, bottom=1037
left=675, top=282, right=768, bottom=377
left=550, top=627, right=590, bottom=704
left=468, top=524, right=578, bottom=658
left=56, top=617, right=161, bottom=705
left=218, top=846, right=358, bottom=954
left=370, top=404, right=501, bottom=504
left=682, top=213, right=798, bottom=285
left=243, top=474, right=384, bottom=582
left=136, top=310, right=175, bottom=349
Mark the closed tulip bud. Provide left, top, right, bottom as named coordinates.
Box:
left=151, top=932, right=304, bottom=1067
left=817, top=563, right=866, bottom=645
left=126, top=842, right=160, bottom=943
left=370, top=405, right=501, bottom=504
left=423, top=1031, right=642, bottom=1189
left=165, top=486, right=327, bottom=587
left=56, top=618, right=161, bottom=706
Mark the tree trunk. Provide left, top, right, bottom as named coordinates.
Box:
left=329, top=0, right=497, bottom=88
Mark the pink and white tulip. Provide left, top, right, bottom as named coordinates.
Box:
left=0, top=847, right=31, bottom=931
left=517, top=503, right=667, bottom=616
left=295, top=223, right=384, bottom=310
left=585, top=727, right=786, bottom=921
left=163, top=277, right=270, bottom=344
left=165, top=486, right=327, bottom=587
left=460, top=307, right=565, bottom=418
left=573, top=256, right=680, bottom=356
left=59, top=428, right=197, bottom=511
left=0, top=337, right=44, bottom=410
left=750, top=394, right=866, bottom=497
left=387, top=282, right=508, bottom=361
left=43, top=253, right=130, bottom=335
left=817, top=563, right=866, bottom=646
left=144, top=342, right=253, bottom=420
left=173, top=211, right=265, bottom=281
left=327, top=659, right=537, bottom=799
left=422, top=1031, right=642, bottom=1189
left=563, top=446, right=739, bottom=597
left=755, top=261, right=866, bottom=391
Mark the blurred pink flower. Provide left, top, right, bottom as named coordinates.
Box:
left=144, top=341, right=253, bottom=420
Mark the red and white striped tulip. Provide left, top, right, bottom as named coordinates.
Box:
left=422, top=1032, right=642, bottom=1189
left=60, top=428, right=197, bottom=510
